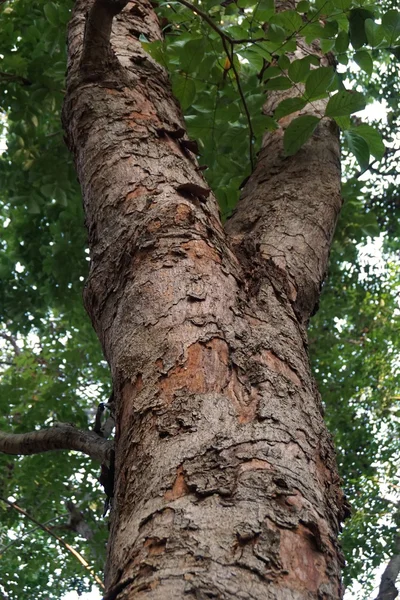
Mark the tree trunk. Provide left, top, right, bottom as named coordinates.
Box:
left=63, top=1, right=347, bottom=598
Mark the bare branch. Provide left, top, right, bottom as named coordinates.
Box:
left=0, top=496, right=104, bottom=590
left=0, top=71, right=31, bottom=86
left=0, top=332, right=21, bottom=356
left=0, top=514, right=64, bottom=553
left=0, top=423, right=113, bottom=465
left=375, top=506, right=400, bottom=600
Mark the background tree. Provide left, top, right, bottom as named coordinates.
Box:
left=0, top=0, right=399, bottom=599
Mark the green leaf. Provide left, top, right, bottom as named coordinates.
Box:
left=325, top=90, right=366, bottom=117
left=173, top=77, right=196, bottom=110
left=239, top=49, right=264, bottom=70
left=297, top=1, right=310, bottom=12
left=179, top=38, right=207, bottom=73
left=335, top=31, right=349, bottom=54
left=349, top=8, right=375, bottom=49
left=283, top=115, right=320, bottom=156
left=352, top=124, right=385, bottom=159
left=334, top=115, right=351, bottom=130
left=288, top=58, right=310, bottom=83
left=265, top=76, right=292, bottom=90
left=382, top=10, right=400, bottom=45
left=251, top=43, right=272, bottom=62
left=332, top=0, right=351, bottom=10
left=40, top=184, right=55, bottom=198
left=321, top=39, right=335, bottom=53
left=305, top=67, right=335, bottom=100
left=344, top=131, right=370, bottom=168
left=43, top=3, right=59, bottom=27
left=365, top=19, right=385, bottom=47
left=252, top=114, right=278, bottom=134
left=354, top=50, right=373, bottom=75
left=141, top=40, right=166, bottom=67
left=268, top=24, right=287, bottom=42
left=263, top=66, right=282, bottom=79
left=270, top=10, right=303, bottom=34
left=278, top=54, right=291, bottom=70
left=275, top=97, right=307, bottom=119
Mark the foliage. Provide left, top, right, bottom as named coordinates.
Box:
left=0, top=0, right=399, bottom=598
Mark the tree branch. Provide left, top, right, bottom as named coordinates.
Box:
left=81, top=0, right=129, bottom=68
left=0, top=423, right=113, bottom=465
left=375, top=504, right=400, bottom=600
left=0, top=496, right=105, bottom=590
left=175, top=0, right=234, bottom=43
left=0, top=332, right=21, bottom=355
left=0, top=514, right=64, bottom=553
left=0, top=71, right=31, bottom=86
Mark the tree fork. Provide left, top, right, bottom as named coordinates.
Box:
left=63, top=0, right=347, bottom=598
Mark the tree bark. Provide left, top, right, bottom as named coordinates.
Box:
left=63, top=1, right=347, bottom=598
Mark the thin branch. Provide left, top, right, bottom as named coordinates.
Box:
left=0, top=514, right=64, bottom=553
left=45, top=129, right=63, bottom=138
left=0, top=496, right=104, bottom=590
left=0, top=71, right=31, bottom=86
left=222, top=37, right=255, bottom=169
left=175, top=0, right=234, bottom=43
left=172, top=0, right=255, bottom=167
left=0, top=423, right=113, bottom=465
left=0, top=332, right=21, bottom=356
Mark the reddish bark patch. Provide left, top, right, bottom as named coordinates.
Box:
left=239, top=459, right=272, bottom=472
left=147, top=219, right=161, bottom=233
left=143, top=537, right=167, bottom=556
left=258, top=350, right=302, bottom=387
left=158, top=338, right=229, bottom=404
left=125, top=187, right=150, bottom=201
left=174, top=203, right=193, bottom=225
left=164, top=466, right=189, bottom=501
left=182, top=239, right=221, bottom=264
left=284, top=490, right=304, bottom=510
left=118, top=376, right=143, bottom=438
left=279, top=524, right=329, bottom=593
left=127, top=95, right=156, bottom=121
left=225, top=367, right=259, bottom=423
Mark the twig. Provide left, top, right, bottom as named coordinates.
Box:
left=0, top=71, right=31, bottom=86
left=0, top=496, right=104, bottom=590
left=0, top=514, right=64, bottom=553
left=175, top=0, right=234, bottom=43
left=222, top=37, right=255, bottom=169
left=0, top=332, right=21, bottom=356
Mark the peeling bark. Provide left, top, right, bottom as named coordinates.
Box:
left=63, top=1, right=347, bottom=598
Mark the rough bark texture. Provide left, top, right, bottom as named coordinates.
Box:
left=63, top=1, right=346, bottom=598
